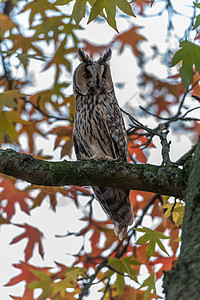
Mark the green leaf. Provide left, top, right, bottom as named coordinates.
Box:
left=146, top=240, right=155, bottom=261
left=106, top=257, right=138, bottom=295
left=88, top=0, right=104, bottom=23
left=135, top=227, right=170, bottom=261
left=193, top=14, right=200, bottom=29
left=174, top=236, right=181, bottom=242
left=102, top=256, right=139, bottom=295
left=171, top=40, right=200, bottom=90
left=20, top=0, right=59, bottom=25
left=105, top=0, right=118, bottom=32
left=28, top=269, right=54, bottom=299
left=136, top=233, right=149, bottom=245
left=72, top=0, right=87, bottom=24
left=141, top=271, right=157, bottom=300
left=116, top=273, right=125, bottom=295
left=16, top=53, right=45, bottom=71
left=116, top=0, right=136, bottom=17
left=88, top=0, right=135, bottom=31
left=163, top=195, right=170, bottom=205
left=0, top=90, right=26, bottom=111
left=51, top=267, right=87, bottom=297
left=194, top=2, right=200, bottom=9
left=54, top=0, right=73, bottom=5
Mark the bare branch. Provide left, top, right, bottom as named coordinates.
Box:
left=79, top=259, right=108, bottom=300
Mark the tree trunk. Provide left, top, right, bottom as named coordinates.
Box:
left=163, top=136, right=200, bottom=299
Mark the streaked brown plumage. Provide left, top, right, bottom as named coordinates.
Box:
left=73, top=49, right=133, bottom=240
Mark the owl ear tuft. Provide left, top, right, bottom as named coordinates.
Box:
left=99, top=48, right=112, bottom=63
left=77, top=49, right=92, bottom=63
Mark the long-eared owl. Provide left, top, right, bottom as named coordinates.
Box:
left=73, top=48, right=133, bottom=240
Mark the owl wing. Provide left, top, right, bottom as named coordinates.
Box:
left=103, top=101, right=128, bottom=162
left=92, top=102, right=133, bottom=240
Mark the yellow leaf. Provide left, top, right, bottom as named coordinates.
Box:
left=0, top=90, right=26, bottom=112
left=0, top=110, right=28, bottom=145
left=0, top=13, right=18, bottom=38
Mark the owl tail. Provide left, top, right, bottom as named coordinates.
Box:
left=92, top=186, right=134, bottom=241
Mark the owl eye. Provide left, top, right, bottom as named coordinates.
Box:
left=83, top=72, right=92, bottom=80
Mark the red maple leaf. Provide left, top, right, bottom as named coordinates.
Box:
left=81, top=40, right=108, bottom=59
left=132, top=0, right=151, bottom=15
left=5, top=261, right=49, bottom=300
left=130, top=190, right=156, bottom=216
left=27, top=185, right=91, bottom=210
left=128, top=134, right=155, bottom=163
left=49, top=124, right=73, bottom=158
left=112, top=26, right=146, bottom=57
left=152, top=255, right=177, bottom=279
left=10, top=223, right=44, bottom=261
left=0, top=176, right=31, bottom=220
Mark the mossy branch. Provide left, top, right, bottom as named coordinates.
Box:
left=0, top=149, right=186, bottom=198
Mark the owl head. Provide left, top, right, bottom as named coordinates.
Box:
left=73, top=48, right=114, bottom=95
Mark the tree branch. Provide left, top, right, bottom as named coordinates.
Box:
left=79, top=259, right=108, bottom=300
left=0, top=149, right=187, bottom=198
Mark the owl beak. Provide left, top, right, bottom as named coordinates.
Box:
left=96, top=73, right=100, bottom=89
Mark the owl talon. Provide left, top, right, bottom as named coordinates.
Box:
left=104, top=156, right=121, bottom=162
left=79, top=156, right=119, bottom=162
left=79, top=156, right=103, bottom=162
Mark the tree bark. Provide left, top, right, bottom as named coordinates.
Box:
left=0, top=148, right=186, bottom=198
left=163, top=136, right=200, bottom=299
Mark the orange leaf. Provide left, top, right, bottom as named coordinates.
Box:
left=191, top=71, right=200, bottom=97
left=0, top=13, right=18, bottom=38
left=130, top=190, right=156, bottom=216
left=152, top=255, right=177, bottom=279
left=128, top=134, right=155, bottom=163
left=18, top=121, right=45, bottom=154
left=49, top=124, right=73, bottom=158
left=5, top=261, right=49, bottom=300
left=112, top=26, right=146, bottom=57
left=132, top=0, right=151, bottom=15
left=81, top=40, right=109, bottom=59
left=10, top=223, right=44, bottom=261
left=43, top=37, right=76, bottom=79
left=0, top=176, right=31, bottom=220
left=140, top=72, right=181, bottom=117
left=28, top=185, right=91, bottom=209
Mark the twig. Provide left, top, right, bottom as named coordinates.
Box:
left=180, top=106, right=200, bottom=119
left=79, top=259, right=108, bottom=300
left=106, top=264, right=134, bottom=280
left=175, top=144, right=196, bottom=165
left=21, top=97, right=67, bottom=121
left=100, top=279, right=111, bottom=300
left=131, top=194, right=163, bottom=235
